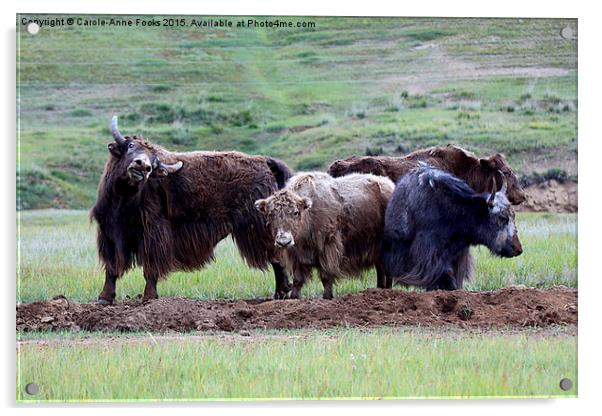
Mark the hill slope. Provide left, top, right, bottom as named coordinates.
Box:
left=17, top=16, right=577, bottom=209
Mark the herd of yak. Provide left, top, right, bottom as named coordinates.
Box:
left=90, top=116, right=525, bottom=304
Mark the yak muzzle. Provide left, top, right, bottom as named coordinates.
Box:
left=511, top=191, right=527, bottom=205
left=127, top=156, right=152, bottom=182
left=275, top=230, right=294, bottom=248
left=501, top=237, right=523, bottom=258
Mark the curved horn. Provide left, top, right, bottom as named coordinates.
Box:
left=498, top=170, right=507, bottom=194
left=161, top=160, right=183, bottom=174
left=111, top=116, right=126, bottom=145
left=487, top=175, right=496, bottom=206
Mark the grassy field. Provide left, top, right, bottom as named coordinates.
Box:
left=17, top=210, right=577, bottom=303
left=17, top=327, right=577, bottom=402
left=17, top=16, right=577, bottom=209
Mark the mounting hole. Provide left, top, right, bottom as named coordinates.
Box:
left=559, top=378, right=573, bottom=391
left=560, top=26, right=574, bottom=40
left=26, top=22, right=40, bottom=35
left=25, top=382, right=39, bottom=395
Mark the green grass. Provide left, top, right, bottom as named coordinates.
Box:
left=17, top=16, right=577, bottom=209
left=16, top=327, right=577, bottom=401
left=17, top=210, right=577, bottom=303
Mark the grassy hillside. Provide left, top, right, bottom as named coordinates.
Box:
left=17, top=16, right=577, bottom=209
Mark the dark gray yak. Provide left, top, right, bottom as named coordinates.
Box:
left=382, top=165, right=523, bottom=291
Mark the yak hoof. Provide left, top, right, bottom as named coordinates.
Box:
left=97, top=298, right=112, bottom=306
left=274, top=290, right=290, bottom=300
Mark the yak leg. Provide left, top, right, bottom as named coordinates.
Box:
left=142, top=271, right=160, bottom=303
left=272, top=262, right=291, bottom=300
left=436, top=270, right=458, bottom=291
left=319, top=271, right=336, bottom=300
left=98, top=271, right=118, bottom=305
left=376, top=265, right=392, bottom=289
left=290, top=266, right=311, bottom=299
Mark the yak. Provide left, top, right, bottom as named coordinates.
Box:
left=254, top=172, right=395, bottom=299
left=328, top=145, right=526, bottom=289
left=90, top=116, right=293, bottom=304
left=382, top=165, right=523, bottom=291
left=327, top=144, right=527, bottom=205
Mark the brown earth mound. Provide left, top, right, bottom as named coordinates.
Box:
left=17, top=287, right=577, bottom=333
left=519, top=180, right=577, bottom=213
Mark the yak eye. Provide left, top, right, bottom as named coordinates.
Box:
left=128, top=143, right=135, bottom=149
left=293, top=210, right=300, bottom=217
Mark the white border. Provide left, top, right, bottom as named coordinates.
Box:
left=3, top=1, right=600, bottom=415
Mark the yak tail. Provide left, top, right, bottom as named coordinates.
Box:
left=266, top=157, right=293, bottom=189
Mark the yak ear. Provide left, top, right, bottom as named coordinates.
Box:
left=154, top=166, right=168, bottom=177
left=300, top=197, right=313, bottom=210
left=107, top=142, right=123, bottom=157
left=254, top=199, right=268, bottom=214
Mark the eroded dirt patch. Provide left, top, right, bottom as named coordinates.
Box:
left=17, top=287, right=577, bottom=333
left=519, top=180, right=577, bottom=213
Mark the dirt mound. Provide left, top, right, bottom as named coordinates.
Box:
left=519, top=180, right=577, bottom=213
left=17, top=287, right=577, bottom=333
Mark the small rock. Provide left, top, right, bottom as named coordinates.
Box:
left=239, top=330, right=251, bottom=337
left=40, top=316, right=54, bottom=323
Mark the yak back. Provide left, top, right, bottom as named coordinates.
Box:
left=328, top=155, right=415, bottom=183
left=287, top=172, right=394, bottom=277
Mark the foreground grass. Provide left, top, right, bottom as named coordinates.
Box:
left=16, top=327, right=577, bottom=401
left=17, top=210, right=577, bottom=303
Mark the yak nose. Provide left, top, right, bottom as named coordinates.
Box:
left=512, top=235, right=523, bottom=256
left=514, top=243, right=523, bottom=256
left=134, top=157, right=152, bottom=172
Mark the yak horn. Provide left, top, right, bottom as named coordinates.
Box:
left=161, top=160, right=183, bottom=174
left=487, top=175, right=496, bottom=206
left=111, top=116, right=126, bottom=145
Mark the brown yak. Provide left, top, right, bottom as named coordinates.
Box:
left=327, top=144, right=526, bottom=205
left=254, top=172, right=395, bottom=299
left=327, top=145, right=526, bottom=289
left=90, top=116, right=293, bottom=304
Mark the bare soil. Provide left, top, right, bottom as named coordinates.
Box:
left=16, top=287, right=577, bottom=333
left=519, top=180, right=577, bottom=213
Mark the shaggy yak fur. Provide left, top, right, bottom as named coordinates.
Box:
left=254, top=172, right=395, bottom=299
left=327, top=144, right=526, bottom=205
left=91, top=117, right=293, bottom=304
left=328, top=145, right=525, bottom=289
left=382, top=165, right=523, bottom=291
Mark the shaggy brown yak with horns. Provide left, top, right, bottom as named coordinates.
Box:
left=90, top=116, right=293, bottom=304
left=327, top=145, right=526, bottom=205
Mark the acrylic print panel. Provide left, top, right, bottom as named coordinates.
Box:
left=16, top=15, right=577, bottom=402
